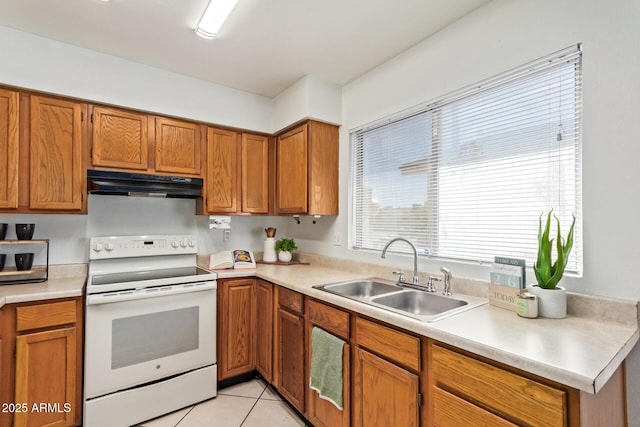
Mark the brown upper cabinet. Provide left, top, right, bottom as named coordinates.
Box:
left=29, top=96, right=86, bottom=212
left=0, top=91, right=86, bottom=213
left=200, top=126, right=271, bottom=215
left=91, top=105, right=149, bottom=171
left=91, top=105, right=202, bottom=177
left=154, top=117, right=201, bottom=176
left=0, top=88, right=19, bottom=209
left=276, top=120, right=338, bottom=216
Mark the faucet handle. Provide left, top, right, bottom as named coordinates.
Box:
left=392, top=271, right=406, bottom=283
left=427, top=276, right=441, bottom=293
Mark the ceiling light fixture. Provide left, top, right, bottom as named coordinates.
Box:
left=195, top=0, right=239, bottom=39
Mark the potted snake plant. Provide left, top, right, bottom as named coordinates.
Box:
left=528, top=210, right=576, bottom=318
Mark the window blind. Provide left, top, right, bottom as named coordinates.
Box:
left=351, top=45, right=582, bottom=273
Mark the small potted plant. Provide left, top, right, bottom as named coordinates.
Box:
left=528, top=210, right=576, bottom=318
left=275, top=237, right=297, bottom=263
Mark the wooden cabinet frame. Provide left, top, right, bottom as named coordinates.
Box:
left=255, top=279, right=274, bottom=382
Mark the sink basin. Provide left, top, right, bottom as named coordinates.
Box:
left=371, top=290, right=467, bottom=316
left=313, top=277, right=487, bottom=322
left=323, top=280, right=402, bottom=298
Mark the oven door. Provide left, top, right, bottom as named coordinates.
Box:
left=84, top=282, right=216, bottom=399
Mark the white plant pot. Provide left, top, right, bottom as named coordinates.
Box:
left=278, top=251, right=292, bottom=263
left=527, top=284, right=567, bottom=319
left=263, top=238, right=277, bottom=262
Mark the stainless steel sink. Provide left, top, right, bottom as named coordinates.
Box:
left=371, top=290, right=467, bottom=316
left=323, top=279, right=402, bottom=298
left=313, top=277, right=487, bottom=322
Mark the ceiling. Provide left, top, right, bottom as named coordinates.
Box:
left=0, top=0, right=491, bottom=98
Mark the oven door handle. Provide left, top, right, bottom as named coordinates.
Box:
left=86, top=282, right=217, bottom=305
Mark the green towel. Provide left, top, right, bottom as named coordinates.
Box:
left=309, top=326, right=346, bottom=410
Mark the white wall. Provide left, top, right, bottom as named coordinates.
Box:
left=0, top=26, right=274, bottom=133
left=293, top=0, right=640, bottom=301
left=0, top=196, right=288, bottom=265
left=273, top=74, right=342, bottom=132
left=283, top=1, right=640, bottom=420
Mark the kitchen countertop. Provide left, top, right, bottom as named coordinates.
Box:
left=2, top=261, right=636, bottom=395
left=243, top=263, right=638, bottom=395
left=0, top=266, right=86, bottom=307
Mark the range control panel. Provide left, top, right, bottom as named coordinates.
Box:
left=89, top=235, right=197, bottom=260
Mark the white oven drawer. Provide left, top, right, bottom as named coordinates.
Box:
left=84, top=286, right=216, bottom=399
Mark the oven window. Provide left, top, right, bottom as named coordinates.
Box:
left=111, top=307, right=199, bottom=369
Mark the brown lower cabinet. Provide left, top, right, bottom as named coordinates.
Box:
left=306, top=299, right=350, bottom=427
left=217, top=278, right=256, bottom=381
left=0, top=297, right=83, bottom=427
left=275, top=287, right=306, bottom=413
left=216, top=280, right=628, bottom=427
left=427, top=342, right=627, bottom=427
left=353, top=317, right=421, bottom=427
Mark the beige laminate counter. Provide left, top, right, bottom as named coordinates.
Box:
left=224, top=263, right=638, bottom=395
left=0, top=265, right=86, bottom=308
left=2, top=262, right=636, bottom=396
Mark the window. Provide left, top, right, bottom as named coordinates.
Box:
left=351, top=45, right=582, bottom=274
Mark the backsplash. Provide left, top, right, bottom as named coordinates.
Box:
left=297, top=252, right=639, bottom=327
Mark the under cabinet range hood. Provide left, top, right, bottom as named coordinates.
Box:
left=87, top=169, right=203, bottom=199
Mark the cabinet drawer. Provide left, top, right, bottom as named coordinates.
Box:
left=16, top=300, right=77, bottom=332
left=355, top=317, right=420, bottom=372
left=278, top=287, right=303, bottom=314
left=432, top=344, right=566, bottom=427
left=433, top=386, right=517, bottom=427
left=308, top=299, right=349, bottom=340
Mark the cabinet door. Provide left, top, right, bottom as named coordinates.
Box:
left=218, top=278, right=255, bottom=380
left=308, top=121, right=339, bottom=215
left=255, top=280, right=273, bottom=382
left=276, top=124, right=308, bottom=214
left=155, top=117, right=201, bottom=176
left=241, top=133, right=269, bottom=214
left=14, top=327, right=77, bottom=427
left=30, top=96, right=84, bottom=211
left=277, top=307, right=305, bottom=413
left=308, top=342, right=350, bottom=427
left=307, top=300, right=350, bottom=427
left=353, top=347, right=419, bottom=427
left=205, top=127, right=239, bottom=213
left=0, top=88, right=19, bottom=209
left=91, top=106, right=149, bottom=170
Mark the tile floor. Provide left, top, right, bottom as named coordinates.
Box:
left=138, top=378, right=307, bottom=427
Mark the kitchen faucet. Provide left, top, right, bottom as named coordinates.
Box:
left=381, top=237, right=419, bottom=285
left=441, top=266, right=452, bottom=296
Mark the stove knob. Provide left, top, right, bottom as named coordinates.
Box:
left=105, top=243, right=114, bottom=252
left=171, top=241, right=179, bottom=248
left=188, top=239, right=196, bottom=248
left=180, top=240, right=187, bottom=248
left=93, top=242, right=104, bottom=252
